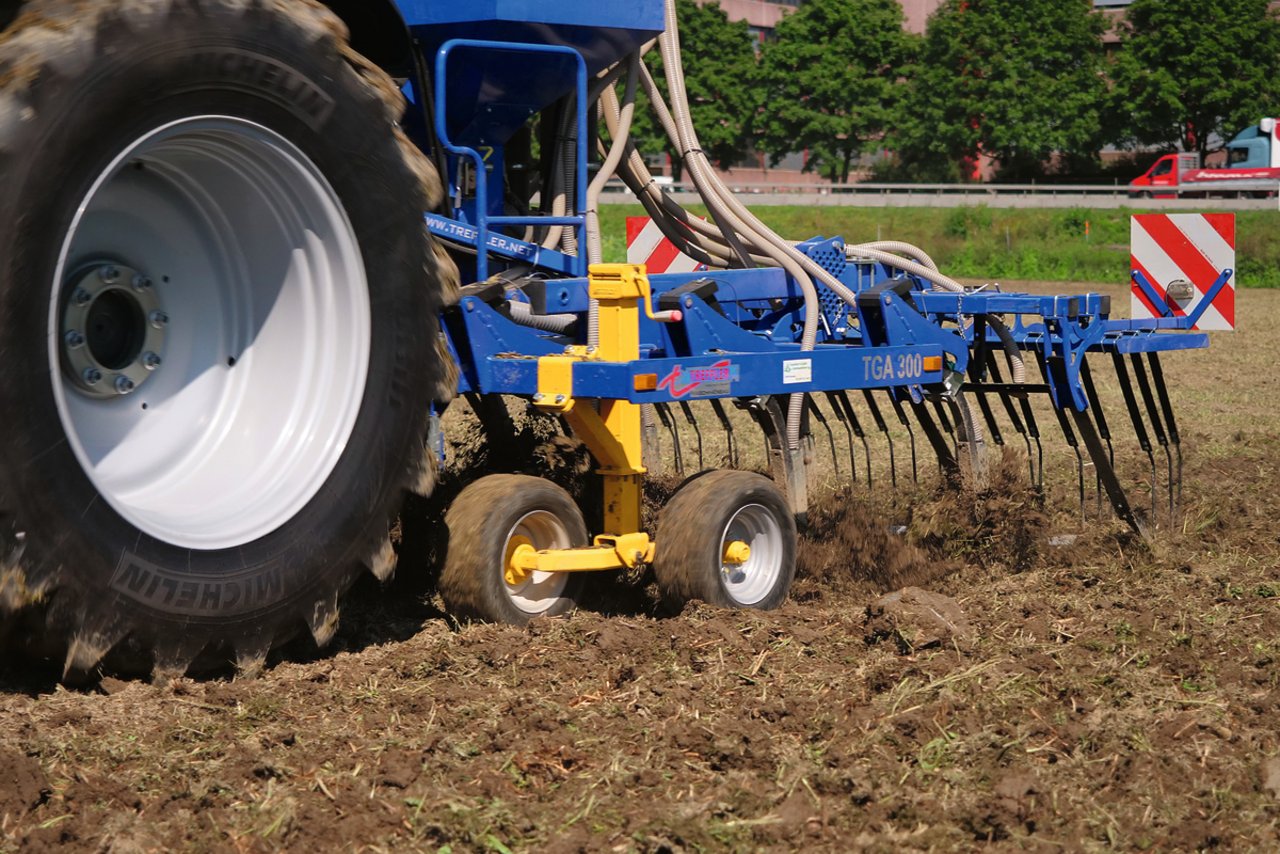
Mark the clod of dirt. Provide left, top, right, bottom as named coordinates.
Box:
left=0, top=748, right=49, bottom=818
left=865, top=587, right=970, bottom=653
left=1261, top=757, right=1280, bottom=798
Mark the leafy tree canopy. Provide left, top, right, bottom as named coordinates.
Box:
left=754, top=0, right=917, bottom=183
left=895, top=0, right=1109, bottom=179
left=1108, top=0, right=1280, bottom=158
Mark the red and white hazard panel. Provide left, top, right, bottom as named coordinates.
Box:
left=1130, top=213, right=1235, bottom=331
left=626, top=216, right=708, bottom=274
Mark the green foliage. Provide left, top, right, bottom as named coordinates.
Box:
left=895, top=0, right=1109, bottom=180
left=753, top=0, right=917, bottom=183
left=628, top=0, right=757, bottom=179
left=1107, top=0, right=1280, bottom=158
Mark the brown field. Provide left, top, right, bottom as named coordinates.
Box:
left=2, top=282, right=1279, bottom=852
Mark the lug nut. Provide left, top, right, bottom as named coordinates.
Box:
left=114, top=376, right=136, bottom=395
left=132, top=274, right=153, bottom=292
left=98, top=266, right=120, bottom=284
left=143, top=351, right=162, bottom=370
left=149, top=310, right=169, bottom=329
left=73, top=288, right=92, bottom=306
left=64, top=330, right=85, bottom=350
left=82, top=368, right=103, bottom=387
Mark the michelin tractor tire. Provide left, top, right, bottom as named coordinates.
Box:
left=0, top=0, right=459, bottom=681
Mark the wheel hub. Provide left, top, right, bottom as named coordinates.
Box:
left=61, top=263, right=166, bottom=398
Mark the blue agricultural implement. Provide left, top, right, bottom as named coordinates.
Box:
left=0, top=0, right=1220, bottom=680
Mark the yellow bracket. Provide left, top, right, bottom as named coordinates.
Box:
left=510, top=532, right=656, bottom=575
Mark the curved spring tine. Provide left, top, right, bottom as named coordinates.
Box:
left=1080, top=358, right=1114, bottom=519
left=1130, top=354, right=1173, bottom=524
left=887, top=392, right=918, bottom=483
left=805, top=396, right=840, bottom=478
left=990, top=354, right=1043, bottom=491
left=966, top=321, right=1006, bottom=450
left=1035, top=351, right=1086, bottom=523
left=1148, top=353, right=1182, bottom=510
left=709, top=398, right=738, bottom=469
left=862, top=389, right=897, bottom=488
left=911, top=398, right=959, bottom=481
left=654, top=402, right=684, bottom=477
left=1112, top=352, right=1157, bottom=523
left=834, top=391, right=872, bottom=488
left=678, top=401, right=704, bottom=471
left=931, top=398, right=958, bottom=462
left=823, top=391, right=857, bottom=482
left=985, top=351, right=1036, bottom=488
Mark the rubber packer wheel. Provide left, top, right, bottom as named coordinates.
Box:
left=0, top=0, right=454, bottom=679
left=440, top=475, right=588, bottom=625
left=654, top=470, right=797, bottom=610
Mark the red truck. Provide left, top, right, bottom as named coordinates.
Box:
left=1129, top=118, right=1280, bottom=198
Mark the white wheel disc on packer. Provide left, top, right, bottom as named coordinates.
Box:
left=504, top=510, right=573, bottom=615
left=49, top=117, right=370, bottom=550
left=719, top=503, right=786, bottom=606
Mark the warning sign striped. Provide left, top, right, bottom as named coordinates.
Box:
left=626, top=216, right=707, bottom=274
left=1130, top=214, right=1235, bottom=331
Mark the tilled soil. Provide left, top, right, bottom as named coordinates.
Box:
left=2, top=283, right=1279, bottom=852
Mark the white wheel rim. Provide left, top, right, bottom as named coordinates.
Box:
left=504, top=510, right=572, bottom=615
left=719, top=503, right=784, bottom=606
left=49, top=117, right=370, bottom=550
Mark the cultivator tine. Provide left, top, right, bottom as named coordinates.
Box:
left=1080, top=358, right=1115, bottom=518
left=678, top=401, right=704, bottom=471
left=984, top=351, right=1037, bottom=489
left=1129, top=354, right=1175, bottom=522
left=654, top=402, right=684, bottom=476
left=823, top=392, right=858, bottom=483
left=1111, top=352, right=1158, bottom=522
left=861, top=389, right=898, bottom=488
left=910, top=398, right=958, bottom=480
left=1036, top=352, right=1087, bottom=522
left=989, top=353, right=1044, bottom=490
left=1148, top=353, right=1183, bottom=509
left=967, top=319, right=1007, bottom=452
left=708, top=398, right=739, bottom=468
left=1071, top=408, right=1149, bottom=541
left=931, top=398, right=958, bottom=462
left=805, top=396, right=840, bottom=478
left=887, top=392, right=919, bottom=484
left=832, top=391, right=872, bottom=487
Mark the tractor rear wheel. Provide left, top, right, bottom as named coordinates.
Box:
left=440, top=475, right=588, bottom=625
left=0, top=0, right=457, bottom=679
left=654, top=470, right=796, bottom=611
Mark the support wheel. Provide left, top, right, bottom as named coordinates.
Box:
left=654, top=471, right=796, bottom=610
left=440, top=475, right=588, bottom=625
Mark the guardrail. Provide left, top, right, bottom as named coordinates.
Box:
left=599, top=180, right=1280, bottom=209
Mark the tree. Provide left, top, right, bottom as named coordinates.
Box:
left=754, top=0, right=917, bottom=183
left=894, top=0, right=1109, bottom=181
left=628, top=0, right=758, bottom=181
left=1107, top=0, right=1280, bottom=159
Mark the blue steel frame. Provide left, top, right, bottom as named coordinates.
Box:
left=433, top=39, right=589, bottom=282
